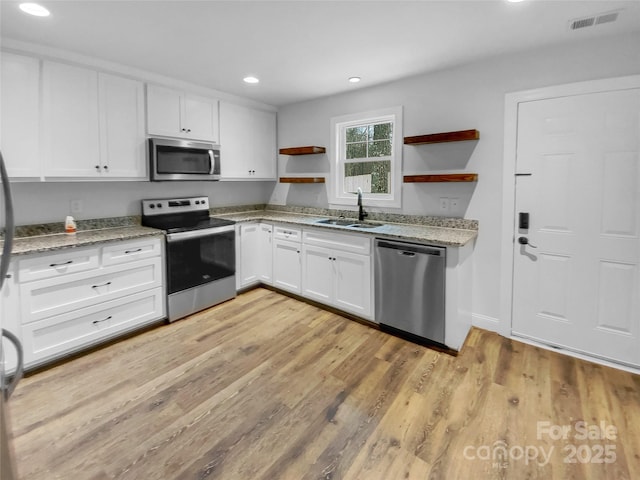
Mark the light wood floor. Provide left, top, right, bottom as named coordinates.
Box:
left=7, top=288, right=640, bottom=479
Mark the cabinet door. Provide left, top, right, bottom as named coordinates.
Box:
left=301, top=245, right=333, bottom=304
left=258, top=223, right=273, bottom=284
left=22, top=287, right=163, bottom=368
left=250, top=108, right=277, bottom=179
left=184, top=95, right=219, bottom=143
left=42, top=61, right=100, bottom=177
left=273, top=240, right=301, bottom=294
left=333, top=251, right=372, bottom=318
left=239, top=223, right=260, bottom=287
left=0, top=52, right=41, bottom=178
left=219, top=101, right=250, bottom=178
left=146, top=84, right=182, bottom=138
left=1, top=265, right=21, bottom=373
left=20, top=257, right=163, bottom=323
left=98, top=73, right=146, bottom=178
left=219, top=102, right=276, bottom=180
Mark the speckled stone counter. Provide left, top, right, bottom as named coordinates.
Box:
left=4, top=226, right=164, bottom=256
left=213, top=208, right=478, bottom=247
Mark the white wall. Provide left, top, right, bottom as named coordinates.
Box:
left=10, top=181, right=273, bottom=224
left=273, top=32, right=640, bottom=332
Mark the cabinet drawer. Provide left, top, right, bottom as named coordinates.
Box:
left=303, top=229, right=371, bottom=255
left=273, top=225, right=301, bottom=242
left=101, top=237, right=162, bottom=266
left=20, top=257, right=162, bottom=324
left=18, top=246, right=99, bottom=282
left=22, top=287, right=164, bottom=367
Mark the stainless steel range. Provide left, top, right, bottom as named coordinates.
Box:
left=141, top=196, right=236, bottom=322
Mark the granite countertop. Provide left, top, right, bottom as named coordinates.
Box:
left=214, top=210, right=477, bottom=247
left=5, top=225, right=164, bottom=256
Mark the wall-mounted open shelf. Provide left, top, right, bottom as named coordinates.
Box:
left=404, top=129, right=479, bottom=145
left=279, top=177, right=326, bottom=184
left=404, top=174, right=478, bottom=183
left=279, top=146, right=326, bottom=155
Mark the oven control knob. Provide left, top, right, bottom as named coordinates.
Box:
left=195, top=200, right=200, bottom=204
left=156, top=203, right=162, bottom=208
left=149, top=204, right=155, bottom=209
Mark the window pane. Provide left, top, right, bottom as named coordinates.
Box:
left=368, top=139, right=391, bottom=157
left=372, top=122, right=393, bottom=140
left=346, top=126, right=368, bottom=142
left=344, top=160, right=391, bottom=194
left=346, top=142, right=367, bottom=159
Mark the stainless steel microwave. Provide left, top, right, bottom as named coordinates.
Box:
left=149, top=137, right=221, bottom=181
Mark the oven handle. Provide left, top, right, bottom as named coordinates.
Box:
left=166, top=225, right=235, bottom=242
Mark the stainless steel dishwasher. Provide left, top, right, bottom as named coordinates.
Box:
left=374, top=238, right=446, bottom=345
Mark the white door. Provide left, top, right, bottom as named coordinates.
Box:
left=512, top=88, right=640, bottom=367
left=146, top=85, right=182, bottom=138
left=258, top=224, right=273, bottom=284
left=98, top=73, right=146, bottom=178
left=183, top=95, right=219, bottom=143
left=301, top=244, right=333, bottom=304
left=42, top=61, right=100, bottom=177
left=239, top=224, right=259, bottom=287
left=333, top=251, right=371, bottom=318
left=273, top=240, right=301, bottom=294
left=0, top=52, right=41, bottom=178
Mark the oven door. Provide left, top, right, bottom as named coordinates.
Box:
left=165, top=226, right=235, bottom=295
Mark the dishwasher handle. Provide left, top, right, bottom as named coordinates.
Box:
left=376, top=239, right=445, bottom=257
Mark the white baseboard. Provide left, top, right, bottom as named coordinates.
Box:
left=472, top=312, right=501, bottom=331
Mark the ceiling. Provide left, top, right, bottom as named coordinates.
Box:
left=2, top=0, right=640, bottom=107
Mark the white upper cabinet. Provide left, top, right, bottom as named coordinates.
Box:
left=42, top=61, right=146, bottom=179
left=146, top=84, right=219, bottom=143
left=219, top=101, right=277, bottom=180
left=98, top=73, right=146, bottom=178
left=42, top=61, right=101, bottom=177
left=0, top=52, right=41, bottom=178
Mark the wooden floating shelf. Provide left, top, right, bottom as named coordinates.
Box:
left=279, top=146, right=326, bottom=155
left=404, top=174, right=478, bottom=183
left=279, top=177, right=326, bottom=184
left=404, top=129, right=479, bottom=145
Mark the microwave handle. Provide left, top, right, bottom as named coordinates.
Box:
left=208, top=150, right=215, bottom=175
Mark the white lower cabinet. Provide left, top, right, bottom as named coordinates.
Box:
left=237, top=223, right=273, bottom=289
left=1, top=263, right=21, bottom=373
left=258, top=224, right=273, bottom=284
left=301, top=230, right=372, bottom=319
left=17, top=237, right=165, bottom=368
left=272, top=226, right=302, bottom=294
left=236, top=223, right=373, bottom=320
left=22, top=288, right=163, bottom=365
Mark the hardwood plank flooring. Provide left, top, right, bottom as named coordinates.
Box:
left=7, top=288, right=640, bottom=479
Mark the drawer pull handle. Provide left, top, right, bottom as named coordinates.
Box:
left=93, top=315, right=112, bottom=325
left=50, top=260, right=73, bottom=268
left=91, top=281, right=112, bottom=289
left=124, top=248, right=142, bottom=254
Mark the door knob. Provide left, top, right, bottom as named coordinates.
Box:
left=518, top=236, right=537, bottom=248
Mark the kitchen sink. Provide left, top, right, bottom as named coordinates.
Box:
left=315, top=219, right=383, bottom=229
left=316, top=218, right=357, bottom=226
left=348, top=223, right=380, bottom=229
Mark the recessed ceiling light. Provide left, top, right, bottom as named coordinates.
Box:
left=243, top=76, right=260, bottom=84
left=507, top=0, right=526, bottom=3
left=348, top=77, right=361, bottom=83
left=19, top=2, right=50, bottom=17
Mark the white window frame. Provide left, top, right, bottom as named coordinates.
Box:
left=329, top=106, right=403, bottom=209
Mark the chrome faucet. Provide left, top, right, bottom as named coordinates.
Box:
left=356, top=187, right=368, bottom=221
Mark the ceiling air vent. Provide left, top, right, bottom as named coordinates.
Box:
left=569, top=10, right=620, bottom=31
left=595, top=11, right=619, bottom=25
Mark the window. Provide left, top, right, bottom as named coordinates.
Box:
left=330, top=106, right=402, bottom=208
